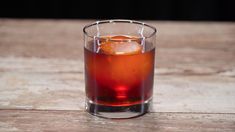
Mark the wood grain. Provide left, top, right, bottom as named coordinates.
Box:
left=0, top=19, right=235, bottom=131
left=0, top=110, right=235, bottom=132
left=0, top=57, right=235, bottom=113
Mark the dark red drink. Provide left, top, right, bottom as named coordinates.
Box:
left=84, top=35, right=155, bottom=106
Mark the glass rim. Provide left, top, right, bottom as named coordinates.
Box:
left=83, top=19, right=157, bottom=39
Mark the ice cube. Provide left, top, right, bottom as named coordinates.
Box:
left=99, top=41, right=142, bottom=55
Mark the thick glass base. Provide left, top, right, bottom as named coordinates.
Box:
left=85, top=98, right=152, bottom=119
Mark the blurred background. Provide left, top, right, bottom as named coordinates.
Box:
left=0, top=0, right=235, bottom=21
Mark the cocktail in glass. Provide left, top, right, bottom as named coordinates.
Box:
left=83, top=20, right=156, bottom=118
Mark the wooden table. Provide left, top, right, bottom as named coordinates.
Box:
left=0, top=19, right=235, bottom=131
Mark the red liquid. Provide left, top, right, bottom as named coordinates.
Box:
left=84, top=35, right=155, bottom=106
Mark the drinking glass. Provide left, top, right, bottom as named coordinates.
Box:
left=83, top=20, right=157, bottom=118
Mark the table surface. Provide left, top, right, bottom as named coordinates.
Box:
left=0, top=19, right=235, bottom=132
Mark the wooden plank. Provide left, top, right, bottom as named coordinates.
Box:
left=0, top=57, right=235, bottom=113
left=1, top=19, right=235, bottom=61
left=0, top=110, right=234, bottom=132
left=1, top=19, right=235, bottom=72
left=0, top=19, right=235, bottom=72
left=0, top=19, right=86, bottom=59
